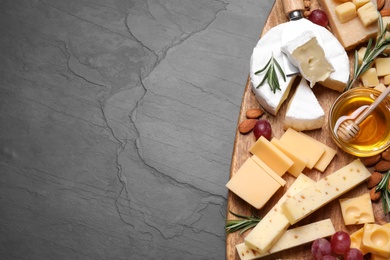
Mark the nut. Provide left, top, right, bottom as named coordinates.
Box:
left=367, top=171, right=383, bottom=188
left=374, top=160, right=390, bottom=172
left=380, top=9, right=390, bottom=16
left=377, top=0, right=385, bottom=10
left=238, top=119, right=257, bottom=134
left=370, top=187, right=382, bottom=202
left=382, top=149, right=390, bottom=161
left=245, top=109, right=264, bottom=119
left=360, top=154, right=382, bottom=167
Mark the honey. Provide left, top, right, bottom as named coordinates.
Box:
left=329, top=88, right=390, bottom=157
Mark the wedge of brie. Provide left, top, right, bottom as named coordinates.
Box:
left=284, top=77, right=325, bottom=131
left=250, top=24, right=297, bottom=116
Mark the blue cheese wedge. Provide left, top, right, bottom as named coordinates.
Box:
left=283, top=77, right=325, bottom=131
left=250, top=24, right=297, bottom=116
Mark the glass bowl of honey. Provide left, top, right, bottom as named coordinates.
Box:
left=329, top=87, right=390, bottom=157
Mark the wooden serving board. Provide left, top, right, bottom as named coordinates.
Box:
left=226, top=0, right=390, bottom=259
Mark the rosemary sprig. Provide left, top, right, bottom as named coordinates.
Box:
left=346, top=15, right=390, bottom=91
left=225, top=211, right=261, bottom=234
left=376, top=170, right=390, bottom=214
left=255, top=53, right=286, bottom=93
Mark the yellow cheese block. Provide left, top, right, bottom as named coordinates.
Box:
left=350, top=228, right=370, bottom=255
left=353, top=0, right=371, bottom=8
left=279, top=128, right=325, bottom=169
left=360, top=67, right=379, bottom=87
left=374, top=83, right=387, bottom=92
left=384, top=75, right=390, bottom=85
left=357, top=46, right=367, bottom=64
left=281, top=159, right=371, bottom=225
left=270, top=138, right=309, bottom=177
left=335, top=2, right=357, bottom=24
left=339, top=193, right=375, bottom=225
left=236, top=219, right=336, bottom=260
left=361, top=223, right=390, bottom=257
left=249, top=136, right=294, bottom=177
left=226, top=157, right=285, bottom=209
left=357, top=1, right=379, bottom=27
left=318, top=0, right=378, bottom=50
left=251, top=156, right=287, bottom=186
left=244, top=174, right=314, bottom=253
left=375, top=57, right=390, bottom=77
left=297, top=132, right=337, bottom=172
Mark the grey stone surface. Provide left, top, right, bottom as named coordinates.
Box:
left=0, top=0, right=273, bottom=259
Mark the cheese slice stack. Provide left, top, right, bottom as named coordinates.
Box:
left=283, top=77, right=325, bottom=131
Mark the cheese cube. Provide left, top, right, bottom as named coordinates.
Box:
left=353, top=0, right=370, bottom=8
left=361, top=224, right=390, bottom=257
left=281, top=159, right=371, bottom=225
left=350, top=228, right=370, bottom=255
left=375, top=57, right=390, bottom=77
left=226, top=157, right=285, bottom=209
left=336, top=2, right=357, bottom=23
left=236, top=219, right=336, bottom=260
left=382, top=16, right=390, bottom=30
left=384, top=75, right=390, bottom=85
left=297, top=132, right=337, bottom=172
left=357, top=1, right=379, bottom=27
left=249, top=136, right=294, bottom=176
left=280, top=128, right=325, bottom=169
left=360, top=67, right=379, bottom=87
left=244, top=174, right=314, bottom=253
left=339, top=193, right=375, bottom=225
left=271, top=138, right=309, bottom=177
left=374, top=83, right=387, bottom=92
left=357, top=47, right=367, bottom=65
left=383, top=31, right=390, bottom=55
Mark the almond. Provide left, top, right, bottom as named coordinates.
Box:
left=377, top=0, right=385, bottom=10
left=238, top=119, right=257, bottom=134
left=367, top=171, right=383, bottom=188
left=370, top=187, right=382, bottom=202
left=374, top=160, right=390, bottom=172
left=360, top=154, right=382, bottom=167
left=245, top=109, right=264, bottom=119
left=380, top=9, right=390, bottom=16
left=382, top=149, right=390, bottom=161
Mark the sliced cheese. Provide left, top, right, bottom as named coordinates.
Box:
left=279, top=128, right=325, bottom=169
left=249, top=136, right=294, bottom=177
left=297, top=132, right=337, bottom=172
left=281, top=18, right=349, bottom=92
left=244, top=174, right=314, bottom=253
left=236, top=219, right=336, bottom=260
left=283, top=77, right=325, bottom=132
left=339, top=193, right=375, bottom=225
left=250, top=24, right=297, bottom=116
left=226, top=157, right=285, bottom=209
left=281, top=159, right=371, bottom=225
left=271, top=138, right=309, bottom=177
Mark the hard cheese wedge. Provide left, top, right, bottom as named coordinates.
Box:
left=244, top=174, right=315, bottom=253
left=283, top=77, right=325, bottom=132
left=226, top=156, right=285, bottom=209
left=236, top=219, right=335, bottom=260
left=281, top=159, right=371, bottom=225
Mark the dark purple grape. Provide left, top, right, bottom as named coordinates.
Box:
left=253, top=119, right=272, bottom=140
left=308, top=9, right=329, bottom=27
left=330, top=231, right=351, bottom=255
left=344, top=248, right=364, bottom=260
left=311, top=238, right=332, bottom=260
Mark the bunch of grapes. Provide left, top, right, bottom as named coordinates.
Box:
left=311, top=231, right=363, bottom=260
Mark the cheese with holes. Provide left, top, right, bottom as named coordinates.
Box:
left=350, top=228, right=370, bottom=255
left=297, top=132, right=336, bottom=172
left=279, top=128, right=325, bottom=169
left=281, top=159, right=371, bottom=224
left=244, top=174, right=314, bottom=253
left=249, top=136, right=294, bottom=177
left=317, top=0, right=378, bottom=50
left=339, top=193, right=375, bottom=225
left=361, top=224, right=390, bottom=257
left=236, top=219, right=336, bottom=260
left=226, top=157, right=285, bottom=209
left=281, top=18, right=349, bottom=92
left=336, top=2, right=357, bottom=23
left=283, top=77, right=325, bottom=131
left=271, top=138, right=308, bottom=177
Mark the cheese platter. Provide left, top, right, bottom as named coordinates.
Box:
left=226, top=0, right=390, bottom=259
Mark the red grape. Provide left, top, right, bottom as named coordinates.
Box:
left=330, top=231, right=351, bottom=255
left=344, top=248, right=363, bottom=260
left=308, top=9, right=329, bottom=28
left=253, top=119, right=272, bottom=140
left=311, top=238, right=332, bottom=260
left=322, top=255, right=336, bottom=260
